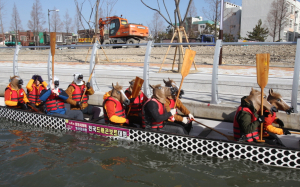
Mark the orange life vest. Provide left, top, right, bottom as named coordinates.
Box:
left=44, top=90, right=65, bottom=112
left=263, top=109, right=277, bottom=126
left=70, top=83, right=88, bottom=103
left=233, top=106, right=259, bottom=142
left=167, top=98, right=177, bottom=122
left=5, top=86, right=26, bottom=106
left=103, top=96, right=126, bottom=125
left=142, top=98, right=164, bottom=129
left=28, top=84, right=45, bottom=105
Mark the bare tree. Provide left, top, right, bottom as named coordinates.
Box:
left=64, top=9, right=74, bottom=34
left=28, top=0, right=46, bottom=46
left=0, top=0, right=5, bottom=43
left=186, top=0, right=197, bottom=37
left=202, top=0, right=221, bottom=40
left=10, top=3, right=23, bottom=45
left=266, top=0, right=280, bottom=42
left=277, top=0, right=289, bottom=41
left=147, top=12, right=165, bottom=42
left=50, top=6, right=63, bottom=32
left=141, top=0, right=193, bottom=72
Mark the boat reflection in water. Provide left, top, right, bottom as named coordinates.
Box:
left=0, top=119, right=300, bottom=186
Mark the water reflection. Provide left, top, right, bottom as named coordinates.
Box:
left=0, top=119, right=300, bottom=186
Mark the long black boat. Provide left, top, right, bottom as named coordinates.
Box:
left=0, top=106, right=300, bottom=169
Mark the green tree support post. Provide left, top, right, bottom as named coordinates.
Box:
left=247, top=19, right=269, bottom=42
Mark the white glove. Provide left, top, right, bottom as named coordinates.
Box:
left=50, top=83, right=55, bottom=90
left=170, top=109, right=176, bottom=116
left=188, top=113, right=194, bottom=120
left=182, top=117, right=188, bottom=124
left=52, top=89, right=59, bottom=96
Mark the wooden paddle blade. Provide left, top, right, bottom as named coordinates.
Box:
left=50, top=32, right=56, bottom=56
left=256, top=53, right=270, bottom=88
left=131, top=76, right=144, bottom=98
left=181, top=49, right=196, bottom=78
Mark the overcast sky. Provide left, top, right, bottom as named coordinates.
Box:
left=2, top=0, right=243, bottom=32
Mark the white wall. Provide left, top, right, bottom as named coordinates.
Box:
left=224, top=2, right=242, bottom=41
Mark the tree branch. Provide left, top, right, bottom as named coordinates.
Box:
left=162, top=0, right=172, bottom=24
left=182, top=0, right=193, bottom=23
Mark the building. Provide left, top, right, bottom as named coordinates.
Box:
left=240, top=0, right=300, bottom=42
left=183, top=16, right=219, bottom=37
left=223, top=2, right=242, bottom=41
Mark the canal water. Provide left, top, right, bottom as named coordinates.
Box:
left=0, top=119, right=300, bottom=187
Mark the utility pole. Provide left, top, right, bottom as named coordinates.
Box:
left=95, top=0, right=100, bottom=41
left=219, top=0, right=224, bottom=65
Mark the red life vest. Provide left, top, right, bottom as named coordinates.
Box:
left=103, top=96, right=126, bottom=125
left=233, top=106, right=259, bottom=142
left=44, top=89, right=65, bottom=112
left=28, top=84, right=45, bottom=105
left=142, top=98, right=164, bottom=129
left=70, top=83, right=88, bottom=104
left=5, top=86, right=26, bottom=105
left=167, top=98, right=177, bottom=122
left=125, top=88, right=146, bottom=116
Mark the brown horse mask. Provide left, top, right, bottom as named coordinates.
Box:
left=149, top=84, right=172, bottom=104
left=10, top=76, right=23, bottom=90
left=111, top=82, right=130, bottom=106
left=163, top=78, right=184, bottom=99
left=267, top=88, right=294, bottom=115
left=244, top=88, right=277, bottom=114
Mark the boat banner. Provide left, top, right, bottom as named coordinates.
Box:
left=65, top=119, right=129, bottom=138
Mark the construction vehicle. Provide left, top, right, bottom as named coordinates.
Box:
left=99, top=16, right=149, bottom=47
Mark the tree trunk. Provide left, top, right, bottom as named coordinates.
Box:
left=178, top=27, right=183, bottom=72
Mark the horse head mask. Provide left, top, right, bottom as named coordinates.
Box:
left=163, top=78, right=184, bottom=99
left=267, top=88, right=294, bottom=114
left=149, top=84, right=172, bottom=104
left=244, top=88, right=277, bottom=114
left=10, top=76, right=23, bottom=90
left=111, top=82, right=130, bottom=106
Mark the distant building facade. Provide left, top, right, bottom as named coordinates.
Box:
left=240, top=0, right=300, bottom=42
left=223, top=2, right=242, bottom=41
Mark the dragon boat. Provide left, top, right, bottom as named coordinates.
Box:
left=0, top=106, right=300, bottom=170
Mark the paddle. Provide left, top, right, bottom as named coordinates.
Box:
left=290, top=131, right=300, bottom=135
left=127, top=76, right=144, bottom=116
left=192, top=119, right=235, bottom=141
left=80, top=63, right=97, bottom=104
left=50, top=32, right=56, bottom=86
left=27, top=104, right=43, bottom=114
left=173, top=49, right=196, bottom=109
left=256, top=53, right=270, bottom=143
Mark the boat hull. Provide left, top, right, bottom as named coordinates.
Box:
left=0, top=106, right=299, bottom=169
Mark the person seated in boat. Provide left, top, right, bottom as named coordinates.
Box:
left=103, top=82, right=130, bottom=126
left=261, top=89, right=292, bottom=135
left=233, top=88, right=279, bottom=143
left=26, top=74, right=47, bottom=110
left=5, top=76, right=30, bottom=110
left=39, top=76, right=83, bottom=120
left=124, top=79, right=148, bottom=126
left=163, top=78, right=194, bottom=133
left=142, top=84, right=188, bottom=135
left=65, top=73, right=101, bottom=122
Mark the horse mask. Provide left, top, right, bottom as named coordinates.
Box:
left=267, top=88, right=294, bottom=115
left=111, top=82, right=130, bottom=106
left=244, top=88, right=277, bottom=114
left=163, top=78, right=184, bottom=99
left=127, top=79, right=141, bottom=95
left=10, top=76, right=23, bottom=90
left=149, top=84, right=172, bottom=104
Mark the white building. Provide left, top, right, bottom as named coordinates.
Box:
left=223, top=2, right=242, bottom=41
left=240, top=0, right=300, bottom=42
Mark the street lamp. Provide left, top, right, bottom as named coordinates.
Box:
left=48, top=9, right=59, bottom=32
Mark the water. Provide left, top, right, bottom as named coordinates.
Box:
left=0, top=119, right=300, bottom=187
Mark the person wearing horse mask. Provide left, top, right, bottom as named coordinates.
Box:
left=124, top=79, right=148, bottom=126
left=103, top=82, right=130, bottom=126
left=5, top=76, right=30, bottom=110
left=65, top=73, right=101, bottom=122
left=233, top=88, right=279, bottom=144
left=163, top=78, right=194, bottom=133
left=39, top=76, right=83, bottom=120
left=141, top=84, right=188, bottom=135
left=26, top=74, right=48, bottom=110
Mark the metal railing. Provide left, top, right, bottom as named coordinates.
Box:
left=2, top=40, right=299, bottom=113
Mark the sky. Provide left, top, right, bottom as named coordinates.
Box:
left=2, top=0, right=243, bottom=33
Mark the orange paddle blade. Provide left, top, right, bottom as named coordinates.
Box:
left=256, top=53, right=270, bottom=88
left=181, top=49, right=196, bottom=78
left=50, top=32, right=56, bottom=56
left=131, top=77, right=144, bottom=98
